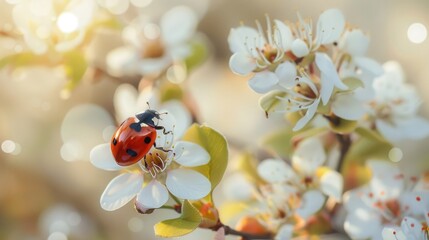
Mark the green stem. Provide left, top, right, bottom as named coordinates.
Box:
left=170, top=193, right=182, bottom=205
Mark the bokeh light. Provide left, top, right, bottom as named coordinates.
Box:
left=407, top=22, right=427, bottom=44
left=389, top=147, right=403, bottom=162
left=57, top=12, right=79, bottom=33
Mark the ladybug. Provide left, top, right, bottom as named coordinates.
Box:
left=110, top=109, right=172, bottom=166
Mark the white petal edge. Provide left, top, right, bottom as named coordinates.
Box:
left=292, top=137, right=326, bottom=175
left=292, top=99, right=320, bottom=131
left=275, top=61, right=297, bottom=88
left=332, top=93, right=366, bottom=120
left=161, top=6, right=198, bottom=46
left=382, top=227, right=406, bottom=240
left=296, top=190, right=325, bottom=219
left=160, top=100, right=192, bottom=139
left=90, top=143, right=123, bottom=171
left=274, top=20, right=293, bottom=51
left=248, top=71, right=279, bottom=94
left=275, top=224, right=294, bottom=240
left=229, top=52, right=257, bottom=76
left=257, top=159, right=296, bottom=183
left=166, top=169, right=211, bottom=200
left=319, top=169, right=343, bottom=202
left=100, top=172, right=142, bottom=211
left=316, top=52, right=347, bottom=105
left=291, top=39, right=309, bottom=58
left=136, top=180, right=169, bottom=209
left=316, top=8, right=345, bottom=44
left=173, top=141, right=210, bottom=167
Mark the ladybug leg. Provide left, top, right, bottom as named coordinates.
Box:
left=153, top=142, right=172, bottom=153
left=154, top=125, right=173, bottom=135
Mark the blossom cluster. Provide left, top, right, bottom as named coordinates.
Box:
left=228, top=9, right=429, bottom=142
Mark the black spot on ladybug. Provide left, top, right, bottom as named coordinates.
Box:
left=126, top=149, right=137, bottom=157
left=112, top=138, right=117, bottom=145
left=144, top=137, right=151, bottom=144
left=129, top=123, right=142, bottom=132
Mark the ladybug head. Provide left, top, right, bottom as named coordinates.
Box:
left=135, top=109, right=164, bottom=127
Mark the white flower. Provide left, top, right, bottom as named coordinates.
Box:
left=228, top=16, right=293, bottom=76
left=90, top=112, right=211, bottom=210
left=343, top=160, right=427, bottom=240
left=113, top=83, right=192, bottom=139
left=257, top=137, right=343, bottom=217
left=288, top=9, right=345, bottom=58
left=11, top=0, right=97, bottom=54
left=106, top=6, right=198, bottom=77
left=370, top=61, right=429, bottom=142
left=266, top=53, right=347, bottom=130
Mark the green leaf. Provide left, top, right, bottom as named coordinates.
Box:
left=62, top=51, right=87, bottom=93
left=154, top=200, right=202, bottom=238
left=0, top=52, right=48, bottom=69
left=328, top=117, right=358, bottom=134
left=259, top=90, right=288, bottom=117
left=184, top=36, right=208, bottom=71
left=342, top=77, right=364, bottom=91
left=262, top=126, right=327, bottom=159
left=182, top=124, right=228, bottom=193
left=262, top=127, right=294, bottom=159
left=159, top=82, right=184, bottom=103
left=355, top=127, right=389, bottom=143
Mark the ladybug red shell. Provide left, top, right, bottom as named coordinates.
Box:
left=110, top=117, right=157, bottom=166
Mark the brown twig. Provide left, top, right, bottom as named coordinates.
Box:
left=335, top=133, right=351, bottom=172
left=210, top=221, right=274, bottom=240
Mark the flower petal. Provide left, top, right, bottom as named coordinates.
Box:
left=228, top=26, right=260, bottom=53
left=316, top=9, right=345, bottom=44
left=90, top=143, right=123, bottom=171
left=367, top=160, right=404, bottom=200
left=296, top=190, right=325, bottom=219
left=344, top=209, right=382, bottom=240
left=382, top=227, right=406, bottom=240
left=274, top=20, right=293, bottom=51
left=229, top=52, right=257, bottom=76
left=291, top=39, right=309, bottom=58
left=292, top=99, right=320, bottom=131
left=275, top=224, right=294, bottom=240
left=113, top=84, right=139, bottom=122
left=257, top=159, right=296, bottom=183
left=100, top=172, right=142, bottom=211
left=223, top=173, right=255, bottom=201
left=292, top=137, right=326, bottom=175
left=161, top=6, right=197, bottom=46
left=166, top=169, right=211, bottom=200
left=106, top=46, right=139, bottom=77
left=340, top=29, right=369, bottom=57
left=248, top=71, right=279, bottom=94
left=332, top=93, right=366, bottom=120
left=316, top=53, right=347, bottom=105
left=275, top=61, right=297, bottom=88
left=400, top=217, right=424, bottom=240
left=354, top=57, right=384, bottom=77
left=319, top=169, right=343, bottom=202
left=160, top=100, right=192, bottom=139
left=136, top=180, right=169, bottom=209
left=173, top=141, right=210, bottom=167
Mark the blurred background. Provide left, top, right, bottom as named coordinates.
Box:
left=0, top=0, right=428, bottom=239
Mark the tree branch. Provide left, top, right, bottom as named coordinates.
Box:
left=335, top=133, right=351, bottom=172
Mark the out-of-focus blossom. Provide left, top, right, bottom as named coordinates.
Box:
left=106, top=5, right=198, bottom=77
left=370, top=61, right=429, bottom=142
left=90, top=113, right=211, bottom=210
left=10, top=0, right=97, bottom=54
left=258, top=137, right=343, bottom=203
left=343, top=160, right=428, bottom=240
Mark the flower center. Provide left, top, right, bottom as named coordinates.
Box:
left=142, top=39, right=165, bottom=59
left=139, top=150, right=170, bottom=178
